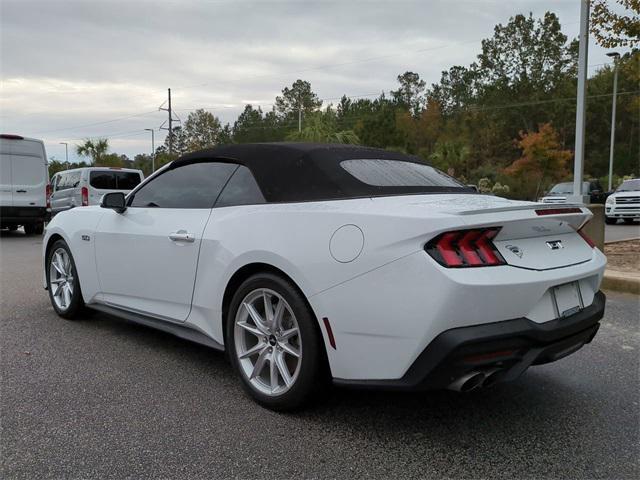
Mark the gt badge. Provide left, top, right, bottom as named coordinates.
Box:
left=505, top=244, right=523, bottom=258
left=546, top=240, right=563, bottom=250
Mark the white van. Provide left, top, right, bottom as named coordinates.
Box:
left=0, top=134, right=50, bottom=234
left=50, top=167, right=144, bottom=215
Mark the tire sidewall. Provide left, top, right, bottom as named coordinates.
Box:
left=46, top=239, right=84, bottom=319
left=226, top=273, right=322, bottom=410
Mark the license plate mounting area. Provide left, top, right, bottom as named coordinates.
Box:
left=552, top=281, right=584, bottom=319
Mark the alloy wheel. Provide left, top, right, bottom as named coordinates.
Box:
left=234, top=288, right=302, bottom=396
left=49, top=247, right=75, bottom=311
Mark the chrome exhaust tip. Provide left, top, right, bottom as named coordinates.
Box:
left=447, top=371, right=485, bottom=392
left=481, top=368, right=504, bottom=387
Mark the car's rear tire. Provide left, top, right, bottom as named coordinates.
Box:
left=33, top=222, right=44, bottom=235
left=623, top=218, right=636, bottom=224
left=605, top=217, right=617, bottom=225
left=24, top=223, right=36, bottom=235
left=226, top=273, right=325, bottom=411
left=46, top=239, right=85, bottom=319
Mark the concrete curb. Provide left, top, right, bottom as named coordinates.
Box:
left=602, top=270, right=640, bottom=295
left=604, top=236, right=640, bottom=245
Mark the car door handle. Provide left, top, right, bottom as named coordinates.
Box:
left=168, top=230, right=195, bottom=243
left=16, top=189, right=27, bottom=193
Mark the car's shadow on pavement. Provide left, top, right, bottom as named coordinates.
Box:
left=0, top=228, right=27, bottom=237
left=83, top=308, right=586, bottom=424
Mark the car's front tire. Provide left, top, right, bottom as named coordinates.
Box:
left=226, top=273, right=324, bottom=411
left=46, top=239, right=84, bottom=319
left=605, top=217, right=617, bottom=225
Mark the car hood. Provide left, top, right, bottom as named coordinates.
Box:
left=610, top=191, right=640, bottom=198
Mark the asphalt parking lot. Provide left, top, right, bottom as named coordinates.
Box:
left=1, top=230, right=638, bottom=479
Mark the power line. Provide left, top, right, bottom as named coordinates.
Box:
left=33, top=110, right=161, bottom=135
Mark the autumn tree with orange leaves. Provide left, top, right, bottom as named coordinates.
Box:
left=505, top=123, right=572, bottom=200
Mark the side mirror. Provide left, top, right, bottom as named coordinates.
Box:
left=100, top=192, right=126, bottom=213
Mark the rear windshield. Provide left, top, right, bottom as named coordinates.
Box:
left=90, top=171, right=141, bottom=190
left=340, top=159, right=464, bottom=188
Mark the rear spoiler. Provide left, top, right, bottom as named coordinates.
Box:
left=456, top=203, right=587, bottom=216
left=456, top=204, right=592, bottom=231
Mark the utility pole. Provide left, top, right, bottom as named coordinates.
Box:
left=570, top=0, right=590, bottom=204
left=606, top=52, right=620, bottom=191
left=159, top=88, right=175, bottom=155
left=59, top=142, right=68, bottom=163
left=168, top=88, right=172, bottom=154
left=298, top=97, right=302, bottom=133
left=144, top=128, right=155, bottom=173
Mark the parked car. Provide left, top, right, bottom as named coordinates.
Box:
left=0, top=134, right=50, bottom=234
left=50, top=167, right=143, bottom=216
left=539, top=180, right=607, bottom=204
left=43, top=143, right=606, bottom=410
left=605, top=178, right=640, bottom=224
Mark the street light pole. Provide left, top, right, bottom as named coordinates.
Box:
left=144, top=128, right=155, bottom=173
left=570, top=0, right=590, bottom=205
left=606, top=52, right=620, bottom=191
left=59, top=142, right=68, bottom=163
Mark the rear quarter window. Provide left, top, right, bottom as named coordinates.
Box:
left=215, top=165, right=265, bottom=207
left=340, top=159, right=464, bottom=188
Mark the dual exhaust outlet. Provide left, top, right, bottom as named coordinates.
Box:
left=447, top=368, right=504, bottom=392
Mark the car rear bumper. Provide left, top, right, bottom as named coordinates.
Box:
left=311, top=248, right=606, bottom=382
left=0, top=206, right=50, bottom=223
left=334, top=291, right=605, bottom=390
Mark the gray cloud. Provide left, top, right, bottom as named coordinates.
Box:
left=0, top=0, right=630, bottom=161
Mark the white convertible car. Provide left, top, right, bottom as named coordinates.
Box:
left=43, top=143, right=606, bottom=410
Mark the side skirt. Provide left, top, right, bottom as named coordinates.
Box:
left=88, top=303, right=224, bottom=351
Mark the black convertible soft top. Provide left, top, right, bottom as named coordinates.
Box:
left=176, top=143, right=470, bottom=203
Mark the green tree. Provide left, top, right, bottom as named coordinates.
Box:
left=218, top=124, right=233, bottom=145
left=47, top=158, right=87, bottom=177
left=391, top=71, right=426, bottom=116
left=160, top=126, right=189, bottom=156
left=132, top=153, right=153, bottom=176
left=233, top=105, right=267, bottom=143
left=96, top=153, right=125, bottom=168
left=286, top=110, right=359, bottom=144
left=183, top=109, right=222, bottom=151
left=591, top=0, right=639, bottom=48
left=429, top=140, right=471, bottom=178
left=75, top=138, right=109, bottom=164
left=275, top=79, right=322, bottom=121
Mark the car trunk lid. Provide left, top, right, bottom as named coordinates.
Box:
left=405, top=194, right=595, bottom=270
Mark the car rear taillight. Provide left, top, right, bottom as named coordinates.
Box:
left=426, top=228, right=506, bottom=268
left=81, top=186, right=89, bottom=206
left=535, top=207, right=583, bottom=215
left=46, top=184, right=51, bottom=209
left=577, top=227, right=595, bottom=248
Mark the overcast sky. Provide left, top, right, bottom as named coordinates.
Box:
left=0, top=0, right=632, bottom=162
